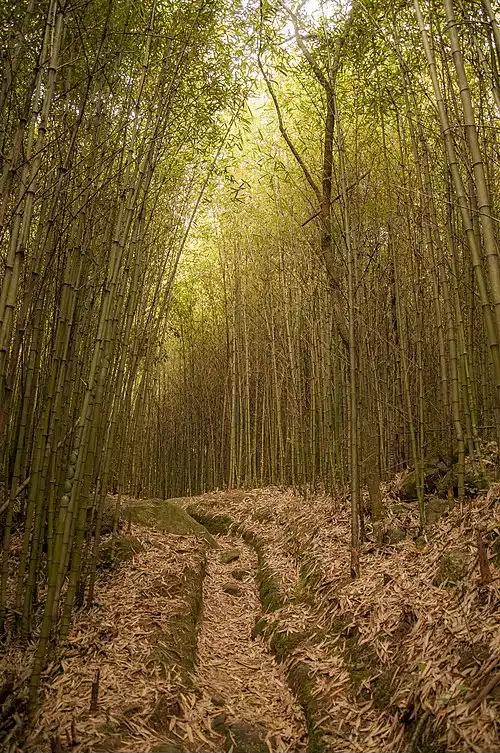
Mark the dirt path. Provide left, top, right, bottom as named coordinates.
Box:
left=182, top=535, right=307, bottom=753
left=22, top=524, right=307, bottom=753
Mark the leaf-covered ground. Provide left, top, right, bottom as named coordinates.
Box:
left=21, top=523, right=306, bottom=753
left=185, top=485, right=500, bottom=753
left=3, top=485, right=499, bottom=753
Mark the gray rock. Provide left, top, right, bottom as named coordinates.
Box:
left=222, top=582, right=243, bottom=596
left=426, top=496, right=451, bottom=524
left=384, top=526, right=405, bottom=544
left=226, top=721, right=268, bottom=753
left=231, top=568, right=249, bottom=581
left=220, top=549, right=240, bottom=564
left=399, top=456, right=456, bottom=501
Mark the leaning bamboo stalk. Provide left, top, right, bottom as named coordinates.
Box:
left=443, top=0, right=500, bottom=349
left=414, top=0, right=500, bottom=443
left=0, top=0, right=65, bottom=387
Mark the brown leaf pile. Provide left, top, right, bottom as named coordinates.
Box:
left=181, top=535, right=307, bottom=752
left=23, top=520, right=307, bottom=753
left=27, top=525, right=204, bottom=753
left=189, top=486, right=500, bottom=752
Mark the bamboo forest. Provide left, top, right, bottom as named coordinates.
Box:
left=0, top=0, right=499, bottom=750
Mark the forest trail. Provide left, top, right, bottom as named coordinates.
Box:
left=12, top=484, right=500, bottom=753
left=181, top=536, right=306, bottom=752
left=3, top=4, right=500, bottom=752
left=23, top=516, right=307, bottom=753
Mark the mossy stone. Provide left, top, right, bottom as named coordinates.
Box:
left=252, top=509, right=272, bottom=522
left=148, top=556, right=205, bottom=678
left=392, top=502, right=417, bottom=516
left=226, top=721, right=268, bottom=753
left=426, top=497, right=451, bottom=524
left=434, top=550, right=469, bottom=585
left=126, top=500, right=217, bottom=547
left=384, top=526, right=405, bottom=544
left=98, top=537, right=145, bottom=570
left=220, top=548, right=240, bottom=564
left=270, top=629, right=306, bottom=662
left=187, top=507, right=234, bottom=535
left=256, top=559, right=284, bottom=612
left=372, top=669, right=394, bottom=711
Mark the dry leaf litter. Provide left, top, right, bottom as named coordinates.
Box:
left=27, top=524, right=205, bottom=752
left=187, top=485, right=500, bottom=752
left=181, top=535, right=307, bottom=752
left=3, top=481, right=499, bottom=753
left=23, top=521, right=307, bottom=753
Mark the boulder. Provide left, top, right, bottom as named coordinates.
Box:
left=399, top=455, right=457, bottom=501
left=125, top=499, right=217, bottom=547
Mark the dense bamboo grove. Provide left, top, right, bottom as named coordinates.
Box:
left=0, top=0, right=251, bottom=702
left=1, top=0, right=499, bottom=706
left=120, top=0, right=500, bottom=534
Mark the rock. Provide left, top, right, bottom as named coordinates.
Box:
left=231, top=568, right=249, bottom=581
left=87, top=498, right=121, bottom=536
left=222, top=582, right=243, bottom=596
left=436, top=466, right=488, bottom=499
left=220, top=549, right=240, bottom=564
left=436, top=469, right=457, bottom=498
left=434, top=550, right=469, bottom=585
left=426, top=496, right=451, bottom=524
left=252, top=509, right=272, bottom=522
left=98, top=537, right=145, bottom=570
left=399, top=455, right=456, bottom=501
left=391, top=502, right=417, bottom=516
left=384, top=526, right=405, bottom=544
left=125, top=499, right=217, bottom=547
left=211, top=712, right=228, bottom=732
left=226, top=721, right=268, bottom=753
left=399, top=470, right=420, bottom=501
left=211, top=693, right=225, bottom=707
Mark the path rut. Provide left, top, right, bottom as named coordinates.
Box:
left=183, top=535, right=307, bottom=753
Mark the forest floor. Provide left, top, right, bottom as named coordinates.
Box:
left=4, top=482, right=500, bottom=752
